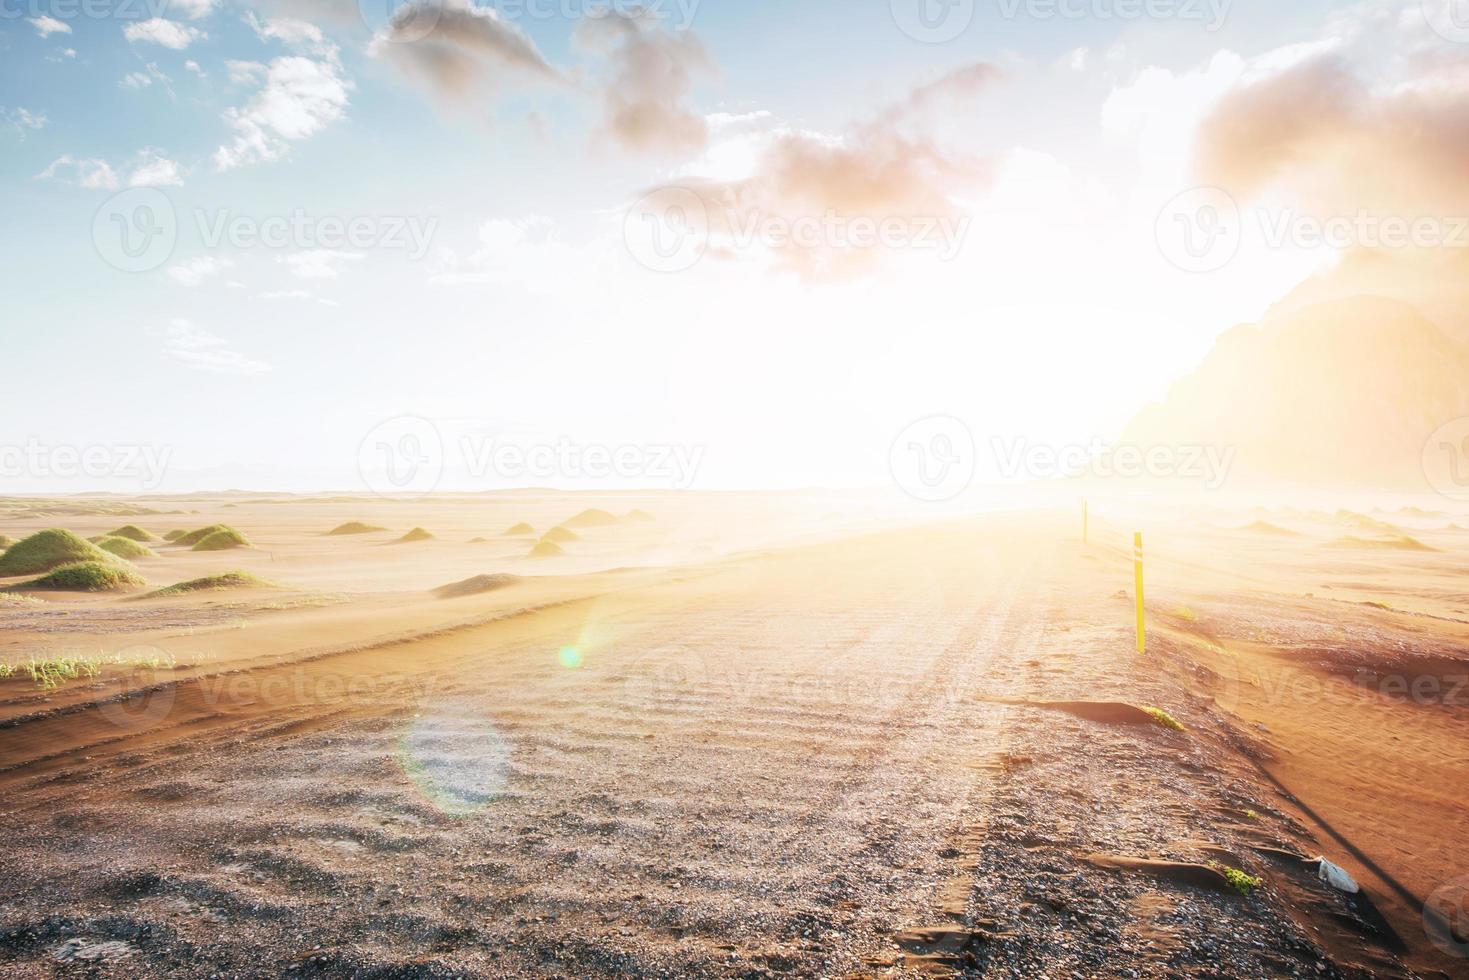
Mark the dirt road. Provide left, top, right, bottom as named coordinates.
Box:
left=0, top=517, right=1453, bottom=977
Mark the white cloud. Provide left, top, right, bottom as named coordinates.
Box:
left=29, top=15, right=71, bottom=37
left=37, top=148, right=184, bottom=189
left=225, top=59, right=267, bottom=84
left=367, top=0, right=558, bottom=101
left=214, top=55, right=352, bottom=170
left=47, top=47, right=78, bottom=62
left=3, top=107, right=48, bottom=139
left=246, top=12, right=337, bottom=57
left=124, top=18, right=205, bottom=50
left=429, top=216, right=574, bottom=289
left=260, top=288, right=341, bottom=307
left=121, top=63, right=172, bottom=91
left=573, top=9, right=713, bottom=155
left=184, top=59, right=205, bottom=76
left=36, top=155, right=120, bottom=190
left=163, top=0, right=217, bottom=19
left=160, top=319, right=271, bottom=376
left=129, top=148, right=185, bottom=186
left=281, top=249, right=362, bottom=279
left=167, top=256, right=233, bottom=286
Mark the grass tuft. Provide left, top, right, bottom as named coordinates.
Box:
left=397, top=527, right=435, bottom=543
left=1, top=651, right=178, bottom=690
left=162, top=529, right=188, bottom=542
left=1142, top=706, right=1186, bottom=732
left=1210, top=862, right=1264, bottom=896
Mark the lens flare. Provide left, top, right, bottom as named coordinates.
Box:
left=559, top=646, right=584, bottom=669
left=395, top=699, right=510, bottom=817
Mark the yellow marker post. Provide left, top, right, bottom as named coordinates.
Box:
left=1133, top=532, right=1146, bottom=653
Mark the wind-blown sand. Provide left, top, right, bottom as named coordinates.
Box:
left=0, top=494, right=1465, bottom=977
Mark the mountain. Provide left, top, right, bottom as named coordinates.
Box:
left=1122, top=296, right=1469, bottom=489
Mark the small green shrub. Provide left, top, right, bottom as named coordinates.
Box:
left=1211, top=863, right=1263, bottom=896
left=1142, top=707, right=1186, bottom=732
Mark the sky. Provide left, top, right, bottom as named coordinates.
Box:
left=1, top=0, right=1463, bottom=493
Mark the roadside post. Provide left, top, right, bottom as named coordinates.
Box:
left=1134, top=532, right=1145, bottom=653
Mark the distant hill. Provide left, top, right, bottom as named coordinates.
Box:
left=1122, top=297, right=1469, bottom=489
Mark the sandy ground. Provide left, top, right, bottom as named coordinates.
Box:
left=0, top=495, right=1466, bottom=978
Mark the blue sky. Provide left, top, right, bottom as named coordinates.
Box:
left=0, top=0, right=1452, bottom=492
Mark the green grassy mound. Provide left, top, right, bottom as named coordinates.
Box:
left=0, top=529, right=119, bottom=576
left=327, top=522, right=389, bottom=536
left=163, top=529, right=189, bottom=542
left=141, top=571, right=276, bottom=599
left=175, top=524, right=243, bottom=547
left=433, top=574, right=521, bottom=599
left=95, top=536, right=157, bottom=560
left=1328, top=535, right=1437, bottom=552
left=529, top=540, right=565, bottom=558
left=397, top=527, right=435, bottom=543
left=17, top=561, right=146, bottom=593
left=503, top=522, right=537, bottom=536
left=564, top=508, right=619, bottom=528
left=1240, top=520, right=1296, bottom=536
left=0, top=535, right=16, bottom=551
left=192, top=527, right=251, bottom=552
left=540, top=526, right=580, bottom=544
left=107, top=524, right=157, bottom=543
